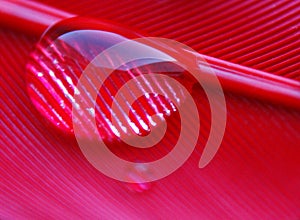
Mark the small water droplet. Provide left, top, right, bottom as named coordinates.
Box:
left=125, top=164, right=153, bottom=193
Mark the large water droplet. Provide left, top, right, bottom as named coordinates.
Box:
left=26, top=17, right=187, bottom=141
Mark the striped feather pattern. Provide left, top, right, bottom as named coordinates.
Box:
left=0, top=0, right=299, bottom=219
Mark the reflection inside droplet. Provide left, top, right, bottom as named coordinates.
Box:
left=26, top=17, right=191, bottom=141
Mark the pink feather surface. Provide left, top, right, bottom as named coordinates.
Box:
left=1, top=0, right=299, bottom=218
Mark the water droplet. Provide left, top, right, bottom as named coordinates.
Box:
left=26, top=17, right=185, bottom=140
left=125, top=164, right=153, bottom=193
